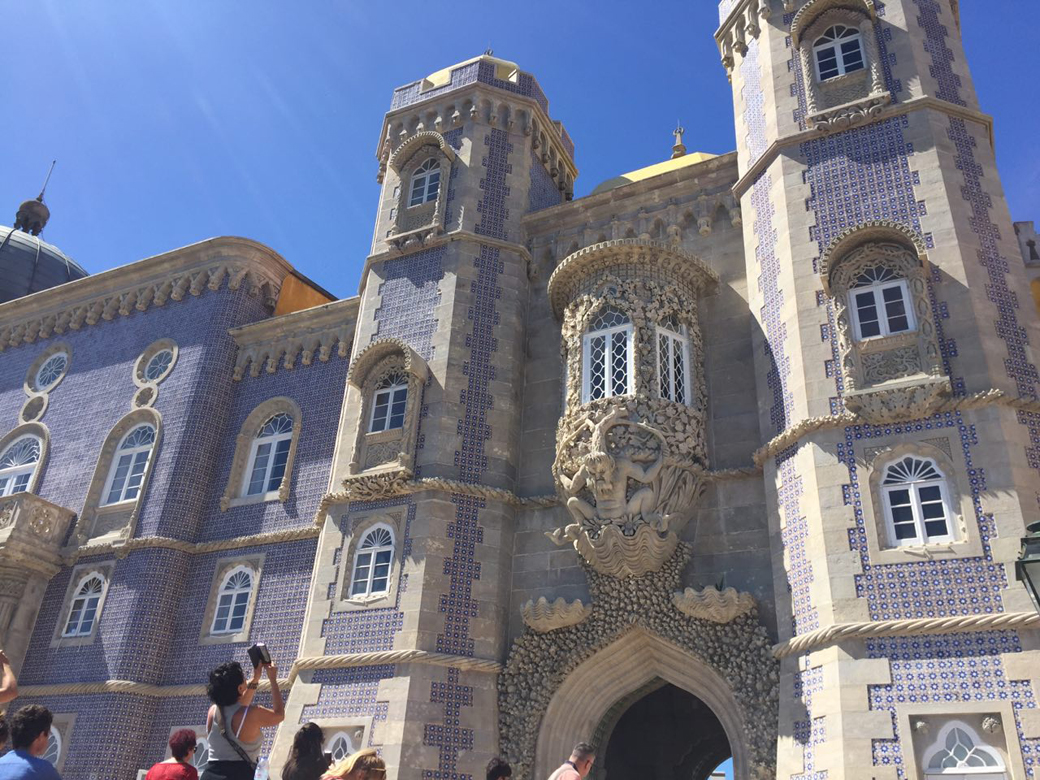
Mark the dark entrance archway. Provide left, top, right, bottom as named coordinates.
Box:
left=595, top=680, right=731, bottom=780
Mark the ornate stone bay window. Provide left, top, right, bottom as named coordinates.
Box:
left=384, top=131, right=456, bottom=250
left=545, top=239, right=718, bottom=577
left=822, top=225, right=950, bottom=423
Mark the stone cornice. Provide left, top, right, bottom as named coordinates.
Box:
left=733, top=96, right=994, bottom=198
left=229, top=297, right=359, bottom=380
left=0, top=237, right=295, bottom=353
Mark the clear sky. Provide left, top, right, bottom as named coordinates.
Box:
left=2, top=1, right=1037, bottom=300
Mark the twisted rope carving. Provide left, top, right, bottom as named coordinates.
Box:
left=774, top=611, right=1040, bottom=659
left=65, top=526, right=321, bottom=563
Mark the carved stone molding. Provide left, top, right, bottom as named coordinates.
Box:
left=387, top=130, right=457, bottom=172
left=809, top=92, right=892, bottom=133
left=790, top=0, right=877, bottom=46
left=0, top=493, right=75, bottom=577
left=520, top=597, right=593, bottom=633
left=820, top=221, right=929, bottom=283
left=844, top=377, right=951, bottom=424
left=672, top=587, right=756, bottom=624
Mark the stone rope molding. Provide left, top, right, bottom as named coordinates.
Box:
left=64, top=526, right=321, bottom=564
left=753, top=388, right=1040, bottom=466
left=773, top=611, right=1040, bottom=659
left=16, top=649, right=502, bottom=699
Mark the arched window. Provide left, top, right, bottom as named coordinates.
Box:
left=349, top=525, right=394, bottom=598
left=882, top=456, right=953, bottom=546
left=849, top=266, right=915, bottom=340
left=369, top=372, right=408, bottom=433
left=211, top=566, right=255, bottom=635
left=62, top=574, right=106, bottom=637
left=144, top=349, right=175, bottom=382
left=657, top=315, right=691, bottom=405
left=101, top=424, right=156, bottom=506
left=408, top=159, right=441, bottom=207
left=326, top=732, right=355, bottom=763
left=42, top=726, right=61, bottom=766
left=35, top=352, right=68, bottom=392
left=923, top=721, right=1007, bottom=780
left=583, top=309, right=633, bottom=402
left=0, top=435, right=42, bottom=496
left=813, top=25, right=865, bottom=81
left=244, top=414, right=294, bottom=497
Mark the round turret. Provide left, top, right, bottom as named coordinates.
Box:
left=0, top=195, right=87, bottom=304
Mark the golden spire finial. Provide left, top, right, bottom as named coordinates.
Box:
left=671, top=121, right=687, bottom=159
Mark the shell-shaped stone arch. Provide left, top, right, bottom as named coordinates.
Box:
left=347, top=338, right=429, bottom=389
left=819, top=220, right=928, bottom=292
left=791, top=0, right=876, bottom=47
left=387, top=131, right=457, bottom=174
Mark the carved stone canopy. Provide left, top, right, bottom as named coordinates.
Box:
left=387, top=130, right=457, bottom=173
left=819, top=222, right=928, bottom=291
left=347, top=337, right=429, bottom=388
left=790, top=0, right=877, bottom=47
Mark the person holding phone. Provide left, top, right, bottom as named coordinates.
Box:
left=199, top=652, right=284, bottom=780
left=281, top=723, right=330, bottom=780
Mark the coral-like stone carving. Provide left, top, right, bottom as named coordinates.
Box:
left=520, top=597, right=592, bottom=633
left=844, top=378, right=950, bottom=424
left=809, top=93, right=892, bottom=133
left=672, top=587, right=755, bottom=624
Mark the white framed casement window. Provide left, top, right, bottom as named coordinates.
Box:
left=243, top=413, right=294, bottom=498
left=882, top=456, right=954, bottom=547
left=349, top=524, right=395, bottom=599
left=0, top=435, right=42, bottom=496
left=582, top=309, right=634, bottom=403
left=143, top=349, right=175, bottom=382
left=813, top=24, right=866, bottom=81
left=62, top=573, right=107, bottom=638
left=848, top=266, right=915, bottom=341
left=922, top=721, right=1007, bottom=780
left=656, top=316, right=691, bottom=405
left=34, top=352, right=69, bottom=393
left=101, top=424, right=157, bottom=506
left=326, top=731, right=355, bottom=763
left=210, top=565, right=256, bottom=635
left=408, top=158, right=441, bottom=207
left=369, top=372, right=408, bottom=433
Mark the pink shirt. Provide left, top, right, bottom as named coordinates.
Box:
left=547, top=763, right=581, bottom=780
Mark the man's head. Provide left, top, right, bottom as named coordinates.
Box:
left=569, top=742, right=596, bottom=778
left=486, top=756, right=512, bottom=780
left=10, top=705, right=53, bottom=756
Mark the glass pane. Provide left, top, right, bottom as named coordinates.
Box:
left=658, top=333, right=670, bottom=399
left=371, top=576, right=388, bottom=593
left=266, top=439, right=292, bottom=491
left=890, top=505, right=915, bottom=525
left=673, top=339, right=687, bottom=404
left=247, top=442, right=272, bottom=495
left=107, top=455, right=133, bottom=503
left=13, top=472, right=31, bottom=492
left=855, top=292, right=881, bottom=338
left=589, top=335, right=607, bottom=400
left=123, top=450, right=150, bottom=500
left=893, top=522, right=917, bottom=540
left=924, top=519, right=949, bottom=538
left=611, top=332, right=629, bottom=396
left=918, top=484, right=942, bottom=501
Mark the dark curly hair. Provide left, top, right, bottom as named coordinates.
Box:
left=0, top=712, right=8, bottom=749
left=10, top=705, right=52, bottom=751
left=487, top=756, right=512, bottom=780
left=169, top=728, right=197, bottom=761
left=206, top=661, right=246, bottom=707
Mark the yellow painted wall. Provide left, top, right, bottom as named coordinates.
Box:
left=274, top=273, right=336, bottom=317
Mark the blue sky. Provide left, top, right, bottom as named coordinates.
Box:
left=2, top=1, right=1036, bottom=299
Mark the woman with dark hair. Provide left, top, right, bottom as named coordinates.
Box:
left=145, top=728, right=200, bottom=779
left=282, top=722, right=330, bottom=780
left=200, top=659, right=284, bottom=780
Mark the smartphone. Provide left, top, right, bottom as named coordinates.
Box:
left=247, top=642, right=272, bottom=668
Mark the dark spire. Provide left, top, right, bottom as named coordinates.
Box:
left=14, top=161, right=55, bottom=237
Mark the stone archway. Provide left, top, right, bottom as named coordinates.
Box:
left=534, top=628, right=747, bottom=780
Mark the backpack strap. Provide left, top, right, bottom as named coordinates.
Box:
left=217, top=705, right=257, bottom=770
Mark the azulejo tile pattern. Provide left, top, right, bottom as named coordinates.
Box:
left=423, top=668, right=475, bottom=780
left=301, top=666, right=396, bottom=747
left=528, top=151, right=562, bottom=213
left=374, top=247, right=444, bottom=362
left=791, top=666, right=826, bottom=780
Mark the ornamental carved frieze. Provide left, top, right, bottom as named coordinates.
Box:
left=520, top=597, right=592, bottom=633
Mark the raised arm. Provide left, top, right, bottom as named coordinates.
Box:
left=0, top=650, right=18, bottom=703
left=244, top=664, right=285, bottom=729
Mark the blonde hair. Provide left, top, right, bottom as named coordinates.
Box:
left=322, top=747, right=386, bottom=779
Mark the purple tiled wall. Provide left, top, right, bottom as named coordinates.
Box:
left=527, top=152, right=562, bottom=213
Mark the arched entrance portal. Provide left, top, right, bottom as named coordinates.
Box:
left=596, top=681, right=731, bottom=780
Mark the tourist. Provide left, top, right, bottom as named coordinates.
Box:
left=281, top=722, right=330, bottom=780
left=320, top=748, right=386, bottom=780
left=0, top=705, right=62, bottom=779
left=546, top=743, right=595, bottom=780
left=486, top=757, right=512, bottom=780
left=145, top=729, right=199, bottom=780
left=199, top=659, right=284, bottom=780
left=0, top=650, right=19, bottom=704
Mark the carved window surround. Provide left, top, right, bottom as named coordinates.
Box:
left=345, top=338, right=429, bottom=478
left=332, top=511, right=404, bottom=613
left=897, top=705, right=1027, bottom=780
left=50, top=561, right=114, bottom=648
left=386, top=132, right=456, bottom=248
left=221, top=397, right=303, bottom=512
left=0, top=423, right=50, bottom=496
left=71, top=408, right=163, bottom=550
left=198, top=553, right=264, bottom=645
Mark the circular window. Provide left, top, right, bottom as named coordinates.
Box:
left=144, top=349, right=174, bottom=382
left=35, top=352, right=68, bottom=392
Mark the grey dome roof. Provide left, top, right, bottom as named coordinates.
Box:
left=0, top=224, right=87, bottom=305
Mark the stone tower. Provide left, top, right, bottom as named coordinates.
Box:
left=717, top=1, right=1040, bottom=779
left=275, top=55, right=576, bottom=778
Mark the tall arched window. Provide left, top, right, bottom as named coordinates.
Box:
left=349, top=525, right=395, bottom=598
left=657, top=315, right=691, bottom=405
left=211, top=566, right=255, bottom=635
left=583, top=309, right=633, bottom=402
left=369, top=372, right=408, bottom=433
left=244, top=414, right=294, bottom=497
left=923, top=721, right=1007, bottom=780
left=0, top=435, right=42, bottom=496
left=408, top=159, right=441, bottom=207
left=326, top=732, right=355, bottom=763
left=102, top=424, right=156, bottom=506
left=62, top=574, right=106, bottom=637
left=813, top=25, right=865, bottom=81
left=882, top=456, right=953, bottom=546
left=849, top=266, right=915, bottom=340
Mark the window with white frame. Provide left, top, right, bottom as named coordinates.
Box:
left=42, top=726, right=61, bottom=766
left=882, top=456, right=953, bottom=546
left=813, top=25, right=865, bottom=81
left=583, top=309, right=633, bottom=402
left=210, top=566, right=255, bottom=635
left=101, top=424, right=156, bottom=506
left=244, top=414, right=294, bottom=497
left=849, top=266, right=915, bottom=340
left=408, top=159, right=440, bottom=207
left=369, top=373, right=408, bottom=433
left=0, top=435, right=42, bottom=496
left=657, top=316, right=691, bottom=405
left=349, top=525, right=394, bottom=598
left=922, top=721, right=1007, bottom=780
left=326, top=731, right=355, bottom=763
left=35, top=352, right=68, bottom=392
left=62, top=574, right=106, bottom=637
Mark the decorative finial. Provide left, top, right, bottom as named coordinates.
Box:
left=671, top=122, right=687, bottom=160
left=484, top=46, right=494, bottom=56
left=14, top=161, right=56, bottom=237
